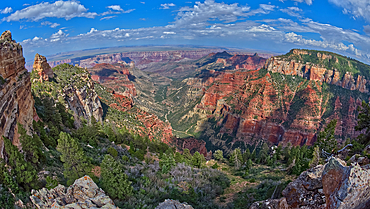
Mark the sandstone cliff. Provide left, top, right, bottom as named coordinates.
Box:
left=265, top=49, right=369, bottom=93
left=250, top=157, right=370, bottom=209
left=33, top=53, right=54, bottom=82
left=0, top=31, right=36, bottom=157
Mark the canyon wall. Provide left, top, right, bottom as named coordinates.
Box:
left=0, top=31, right=36, bottom=157
left=265, top=49, right=369, bottom=93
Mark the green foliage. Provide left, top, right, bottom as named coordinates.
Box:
left=159, top=153, right=176, bottom=173
left=356, top=100, right=370, bottom=146
left=57, top=132, right=92, bottom=185
left=0, top=185, right=15, bottom=209
left=100, top=155, right=133, bottom=200
left=316, top=119, right=338, bottom=154
left=3, top=137, right=39, bottom=191
left=174, top=152, right=184, bottom=163
left=108, top=147, right=118, bottom=158
left=309, top=146, right=321, bottom=168
left=229, top=148, right=243, bottom=168
left=211, top=162, right=219, bottom=169
left=18, top=123, right=44, bottom=166
left=213, top=150, right=224, bottom=161
left=192, top=151, right=204, bottom=168
left=45, top=176, right=58, bottom=190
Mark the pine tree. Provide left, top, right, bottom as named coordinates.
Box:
left=183, top=148, right=192, bottom=164
left=159, top=153, right=176, bottom=173
left=192, top=151, right=203, bottom=168
left=18, top=123, right=44, bottom=166
left=3, top=137, right=38, bottom=191
left=174, top=152, right=184, bottom=163
left=309, top=146, right=320, bottom=168
left=213, top=150, right=224, bottom=161
left=316, top=119, right=338, bottom=153
left=100, top=155, right=133, bottom=200
left=356, top=100, right=370, bottom=145
left=229, top=148, right=242, bottom=169
left=57, top=132, right=92, bottom=185
left=242, top=149, right=250, bottom=163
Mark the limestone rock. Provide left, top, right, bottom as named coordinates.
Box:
left=155, top=199, right=194, bottom=209
left=0, top=30, right=35, bottom=157
left=30, top=175, right=118, bottom=209
left=250, top=157, right=370, bottom=209
left=33, top=53, right=54, bottom=81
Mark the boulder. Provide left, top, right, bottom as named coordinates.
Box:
left=250, top=157, right=370, bottom=209
left=155, top=199, right=194, bottom=209
left=30, top=175, right=118, bottom=209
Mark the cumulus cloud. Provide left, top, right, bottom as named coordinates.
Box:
left=3, top=1, right=97, bottom=22
left=329, top=0, right=370, bottom=22
left=0, top=7, right=13, bottom=14
left=161, top=3, right=176, bottom=9
left=279, top=0, right=313, bottom=5
left=102, top=5, right=135, bottom=16
left=50, top=30, right=68, bottom=42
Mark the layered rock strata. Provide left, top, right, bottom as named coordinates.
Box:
left=0, top=31, right=35, bottom=157
left=265, top=49, right=368, bottom=93
left=33, top=53, right=54, bottom=82
left=30, top=175, right=118, bottom=209
left=250, top=157, right=370, bottom=209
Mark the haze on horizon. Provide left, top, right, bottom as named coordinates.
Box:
left=1, top=0, right=370, bottom=64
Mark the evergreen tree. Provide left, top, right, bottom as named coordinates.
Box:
left=192, top=151, right=204, bottom=168
left=101, top=155, right=133, bottom=200
left=316, top=119, right=338, bottom=154
left=229, top=148, right=242, bottom=169
left=183, top=148, right=192, bottom=164
left=356, top=101, right=370, bottom=145
left=309, top=146, right=320, bottom=168
left=242, top=149, right=250, bottom=163
left=18, top=123, right=44, bottom=166
left=57, top=132, right=92, bottom=185
left=174, top=152, right=184, bottom=163
left=159, top=153, right=176, bottom=173
left=213, top=150, right=224, bottom=161
left=3, top=137, right=38, bottom=191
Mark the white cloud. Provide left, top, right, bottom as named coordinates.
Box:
left=280, top=0, right=313, bottom=5
left=141, top=2, right=145, bottom=4
left=280, top=7, right=302, bottom=17
left=0, top=7, right=13, bottom=14
left=41, top=21, right=60, bottom=28
left=329, top=0, right=370, bottom=22
left=107, top=5, right=123, bottom=11
left=3, top=1, right=97, bottom=22
left=161, top=3, right=176, bottom=9
left=100, top=16, right=116, bottom=21
left=50, top=30, right=68, bottom=42
left=163, top=31, right=176, bottom=34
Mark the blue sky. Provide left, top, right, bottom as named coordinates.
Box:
left=1, top=0, right=370, bottom=64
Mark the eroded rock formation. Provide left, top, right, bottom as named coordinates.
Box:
left=250, top=157, right=370, bottom=209
left=264, top=49, right=368, bottom=93
left=0, top=30, right=36, bottom=157
left=30, top=175, right=118, bottom=209
left=156, top=199, right=194, bottom=209
left=33, top=53, right=54, bottom=82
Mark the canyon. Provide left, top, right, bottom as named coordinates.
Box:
left=90, top=50, right=370, bottom=154
left=0, top=31, right=36, bottom=158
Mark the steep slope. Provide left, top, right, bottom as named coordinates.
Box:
left=31, top=61, right=103, bottom=125
left=0, top=31, right=37, bottom=157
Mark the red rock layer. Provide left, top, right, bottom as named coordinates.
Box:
left=33, top=53, right=54, bottom=82
left=0, top=31, right=36, bottom=157
left=216, top=54, right=266, bottom=70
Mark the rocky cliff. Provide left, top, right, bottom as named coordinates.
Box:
left=33, top=53, right=54, bottom=82
left=0, top=31, right=36, bottom=157
left=250, top=157, right=370, bottom=209
left=30, top=175, right=118, bottom=208
left=31, top=62, right=103, bottom=125
left=265, top=49, right=369, bottom=93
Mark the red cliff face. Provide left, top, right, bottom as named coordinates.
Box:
left=33, top=53, right=54, bottom=82
left=89, top=63, right=137, bottom=97
left=264, top=51, right=368, bottom=93
left=0, top=31, right=36, bottom=157
left=215, top=54, right=266, bottom=71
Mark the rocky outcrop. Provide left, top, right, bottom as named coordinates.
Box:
left=30, top=175, right=118, bottom=209
left=175, top=137, right=208, bottom=156
left=250, top=157, right=370, bottom=209
left=89, top=63, right=137, bottom=98
left=156, top=199, right=194, bottom=209
left=0, top=30, right=36, bottom=157
left=264, top=50, right=368, bottom=93
left=63, top=72, right=103, bottom=125
left=216, top=53, right=266, bottom=71
left=33, top=53, right=54, bottom=82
